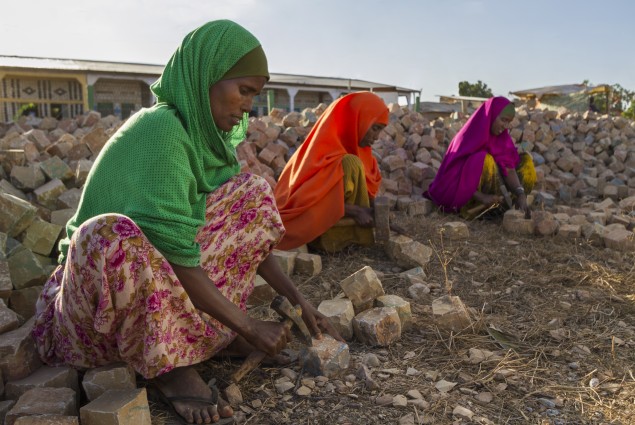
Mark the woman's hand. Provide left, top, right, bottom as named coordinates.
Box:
left=298, top=299, right=345, bottom=342
left=243, top=318, right=292, bottom=357
left=515, top=193, right=531, bottom=219
left=345, top=204, right=374, bottom=227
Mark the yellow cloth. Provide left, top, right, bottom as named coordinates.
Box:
left=310, top=155, right=374, bottom=252
left=460, top=152, right=536, bottom=219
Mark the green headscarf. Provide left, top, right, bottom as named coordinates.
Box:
left=499, top=103, right=516, bottom=118
left=151, top=20, right=268, bottom=166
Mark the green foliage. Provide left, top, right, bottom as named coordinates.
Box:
left=13, top=103, right=37, bottom=122
left=610, top=84, right=635, bottom=118
left=458, top=80, right=494, bottom=98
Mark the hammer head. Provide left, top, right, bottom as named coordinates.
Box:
left=270, top=295, right=313, bottom=346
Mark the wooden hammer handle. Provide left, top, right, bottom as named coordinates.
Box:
left=230, top=319, right=293, bottom=383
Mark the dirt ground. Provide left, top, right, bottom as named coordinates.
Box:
left=150, top=209, right=635, bottom=425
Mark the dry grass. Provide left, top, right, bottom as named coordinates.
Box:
left=152, top=210, right=635, bottom=424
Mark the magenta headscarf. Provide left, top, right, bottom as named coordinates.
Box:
left=426, top=96, right=520, bottom=212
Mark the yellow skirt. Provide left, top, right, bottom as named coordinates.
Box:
left=460, top=152, right=536, bottom=220
left=310, top=154, right=374, bottom=252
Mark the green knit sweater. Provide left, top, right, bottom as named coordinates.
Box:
left=58, top=20, right=265, bottom=266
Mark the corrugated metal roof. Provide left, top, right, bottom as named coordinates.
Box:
left=0, top=55, right=163, bottom=75
left=0, top=55, right=419, bottom=94
left=419, top=101, right=460, bottom=113
left=510, top=84, right=610, bottom=99
left=437, top=94, right=490, bottom=102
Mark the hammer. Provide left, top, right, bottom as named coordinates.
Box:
left=231, top=295, right=313, bottom=383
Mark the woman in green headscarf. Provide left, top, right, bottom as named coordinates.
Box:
left=32, top=20, right=339, bottom=425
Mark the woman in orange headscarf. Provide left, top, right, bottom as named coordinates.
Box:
left=274, top=91, right=389, bottom=252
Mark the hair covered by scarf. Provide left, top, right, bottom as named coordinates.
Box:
left=151, top=20, right=265, bottom=166
left=426, top=96, right=520, bottom=212
left=274, top=91, right=389, bottom=249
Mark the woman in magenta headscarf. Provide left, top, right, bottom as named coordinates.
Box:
left=425, top=96, right=535, bottom=219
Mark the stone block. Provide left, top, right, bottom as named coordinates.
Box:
left=66, top=143, right=92, bottom=161
left=533, top=191, right=556, bottom=209
left=0, top=194, right=37, bottom=237
left=56, top=188, right=82, bottom=210
left=502, top=210, right=533, bottom=235
left=339, top=266, right=385, bottom=314
left=603, top=184, right=619, bottom=201
left=14, top=415, right=79, bottom=424
left=557, top=224, right=582, bottom=240
left=0, top=318, right=42, bottom=382
left=582, top=223, right=607, bottom=247
left=82, top=363, right=136, bottom=402
left=0, top=260, right=12, bottom=298
left=317, top=299, right=354, bottom=340
left=50, top=209, right=75, bottom=227
left=6, top=387, right=76, bottom=425
left=400, top=266, right=426, bottom=280
left=299, top=335, right=349, bottom=378
left=395, top=197, right=413, bottom=212
left=0, top=180, right=27, bottom=200
left=33, top=179, right=66, bottom=210
left=9, top=285, right=42, bottom=320
left=0, top=400, right=16, bottom=424
left=271, top=250, right=297, bottom=276
left=587, top=211, right=607, bottom=225
left=39, top=157, right=74, bottom=182
left=293, top=253, right=322, bottom=276
left=74, top=159, right=93, bottom=186
left=407, top=199, right=432, bottom=217
left=603, top=228, right=635, bottom=252
left=431, top=295, right=473, bottom=333
left=10, top=166, right=45, bottom=192
left=80, top=388, right=151, bottom=425
left=8, top=249, right=48, bottom=290
left=21, top=220, right=63, bottom=256
left=5, top=366, right=79, bottom=402
left=375, top=295, right=412, bottom=331
left=385, top=235, right=433, bottom=269
left=0, top=299, right=20, bottom=334
left=441, top=221, right=470, bottom=240
left=353, top=307, right=401, bottom=347
left=82, top=127, right=109, bottom=155
left=247, top=275, right=275, bottom=306
left=373, top=196, right=391, bottom=243
left=532, top=211, right=559, bottom=236
left=24, top=129, right=51, bottom=151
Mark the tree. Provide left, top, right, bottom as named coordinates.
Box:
left=458, top=80, right=494, bottom=98
left=609, top=84, right=635, bottom=119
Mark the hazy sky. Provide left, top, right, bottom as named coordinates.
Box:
left=2, top=0, right=634, bottom=101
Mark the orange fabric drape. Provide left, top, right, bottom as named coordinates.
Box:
left=274, top=91, right=389, bottom=250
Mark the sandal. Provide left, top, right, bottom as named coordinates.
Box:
left=147, top=378, right=234, bottom=424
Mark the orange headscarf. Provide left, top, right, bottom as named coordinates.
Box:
left=274, top=91, right=389, bottom=250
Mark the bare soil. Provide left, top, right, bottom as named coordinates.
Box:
left=151, top=209, right=635, bottom=425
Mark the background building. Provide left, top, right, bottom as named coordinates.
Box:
left=0, top=55, right=420, bottom=122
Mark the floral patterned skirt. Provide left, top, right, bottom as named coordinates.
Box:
left=32, top=173, right=284, bottom=379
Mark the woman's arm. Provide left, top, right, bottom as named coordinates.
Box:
left=170, top=263, right=291, bottom=357
left=503, top=168, right=530, bottom=217
left=257, top=254, right=344, bottom=341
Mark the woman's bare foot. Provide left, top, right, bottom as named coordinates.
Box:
left=152, top=366, right=233, bottom=424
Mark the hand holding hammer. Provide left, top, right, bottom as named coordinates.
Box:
left=231, top=295, right=313, bottom=383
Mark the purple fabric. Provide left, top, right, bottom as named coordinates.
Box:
left=426, top=97, right=520, bottom=212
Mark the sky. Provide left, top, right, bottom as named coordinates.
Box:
left=2, top=0, right=634, bottom=102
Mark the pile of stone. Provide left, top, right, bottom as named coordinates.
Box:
left=0, top=102, right=634, bottom=422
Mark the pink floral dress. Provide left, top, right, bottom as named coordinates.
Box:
left=32, top=173, right=284, bottom=379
